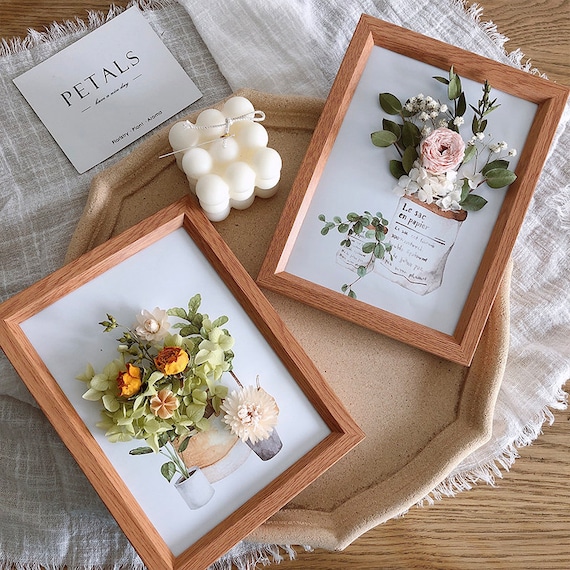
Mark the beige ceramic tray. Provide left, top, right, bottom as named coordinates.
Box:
left=67, top=90, right=509, bottom=551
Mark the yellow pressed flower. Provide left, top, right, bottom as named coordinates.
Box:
left=150, top=389, right=179, bottom=419
left=116, top=363, right=142, bottom=398
left=154, top=346, right=189, bottom=375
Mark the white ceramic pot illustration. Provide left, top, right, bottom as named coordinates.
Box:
left=174, top=466, right=215, bottom=510
left=375, top=195, right=467, bottom=295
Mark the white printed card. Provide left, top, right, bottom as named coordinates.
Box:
left=13, top=6, right=202, bottom=173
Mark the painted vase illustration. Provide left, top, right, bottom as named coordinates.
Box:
left=375, top=195, right=467, bottom=295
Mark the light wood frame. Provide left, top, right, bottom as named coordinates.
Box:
left=0, top=195, right=364, bottom=570
left=257, top=15, right=569, bottom=366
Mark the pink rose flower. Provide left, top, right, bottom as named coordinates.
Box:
left=420, top=127, right=465, bottom=175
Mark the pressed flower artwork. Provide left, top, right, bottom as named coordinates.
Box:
left=318, top=65, right=518, bottom=300
left=77, top=294, right=283, bottom=510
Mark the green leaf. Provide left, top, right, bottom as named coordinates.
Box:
left=481, top=159, right=509, bottom=175
left=211, top=315, right=228, bottom=328
left=353, top=221, right=363, bottom=235
left=179, top=324, right=200, bottom=337
left=320, top=226, right=330, bottom=236
left=347, top=212, right=360, bottom=222
left=129, top=446, right=154, bottom=455
left=379, top=92, right=402, bottom=115
left=402, top=121, right=421, bottom=149
left=402, top=145, right=418, bottom=173
left=168, top=307, right=187, bottom=320
left=348, top=290, right=357, bottom=299
left=188, top=294, right=201, bottom=317
left=460, top=178, right=471, bottom=202
left=362, top=242, right=376, bottom=254
left=456, top=92, right=467, bottom=117
left=382, top=119, right=402, bottom=140
left=357, top=266, right=367, bottom=278
left=433, top=76, right=450, bottom=84
left=485, top=168, right=517, bottom=188
left=461, top=144, right=477, bottom=165
left=374, top=243, right=386, bottom=259
left=338, top=223, right=349, bottom=233
left=389, top=160, right=406, bottom=180
left=460, top=194, right=488, bottom=211
left=341, top=284, right=348, bottom=292
left=448, top=73, right=462, bottom=100
left=371, top=130, right=398, bottom=147
left=161, top=461, right=177, bottom=482
left=178, top=437, right=190, bottom=453
left=318, top=214, right=326, bottom=221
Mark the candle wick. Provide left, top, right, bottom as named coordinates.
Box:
left=159, top=109, right=265, bottom=159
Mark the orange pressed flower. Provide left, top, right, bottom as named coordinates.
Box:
left=154, top=346, right=189, bottom=376
left=150, top=389, right=179, bottom=419
left=117, top=363, right=142, bottom=398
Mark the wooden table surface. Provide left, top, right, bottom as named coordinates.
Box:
left=1, top=1, right=568, bottom=569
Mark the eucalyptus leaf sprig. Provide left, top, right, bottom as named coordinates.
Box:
left=370, top=66, right=517, bottom=213
left=319, top=210, right=392, bottom=299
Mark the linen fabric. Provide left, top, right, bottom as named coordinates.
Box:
left=0, top=0, right=568, bottom=568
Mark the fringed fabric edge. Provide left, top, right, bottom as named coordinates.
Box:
left=0, top=0, right=175, bottom=58
left=451, top=0, right=546, bottom=77
left=418, top=384, right=568, bottom=505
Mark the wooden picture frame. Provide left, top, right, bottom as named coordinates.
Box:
left=0, top=195, right=364, bottom=570
left=257, top=15, right=569, bottom=366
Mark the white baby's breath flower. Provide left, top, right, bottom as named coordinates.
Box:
left=440, top=104, right=448, bottom=113
left=476, top=132, right=485, bottom=140
left=134, top=308, right=170, bottom=342
left=419, top=111, right=429, bottom=122
left=508, top=148, right=517, bottom=156
left=453, top=116, right=465, bottom=127
left=421, top=125, right=432, bottom=137
left=221, top=385, right=279, bottom=444
left=489, top=143, right=501, bottom=153
left=438, top=119, right=448, bottom=128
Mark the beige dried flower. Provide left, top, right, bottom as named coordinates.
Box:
left=221, top=385, right=279, bottom=444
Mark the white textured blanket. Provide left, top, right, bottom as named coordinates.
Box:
left=0, top=1, right=567, bottom=569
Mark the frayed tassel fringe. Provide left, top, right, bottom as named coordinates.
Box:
left=209, top=545, right=301, bottom=570
left=0, top=545, right=300, bottom=570
left=0, top=0, right=175, bottom=58
left=418, top=386, right=568, bottom=506
left=452, top=0, right=545, bottom=77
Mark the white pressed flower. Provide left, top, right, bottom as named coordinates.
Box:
left=419, top=111, right=429, bottom=122
left=405, top=102, right=414, bottom=112
left=499, top=141, right=508, bottom=150
left=489, top=143, right=501, bottom=153
left=421, top=125, right=432, bottom=137
left=476, top=132, right=485, bottom=140
left=221, top=385, right=279, bottom=444
left=453, top=116, right=465, bottom=127
left=440, top=104, right=448, bottom=113
left=430, top=110, right=439, bottom=119
left=134, top=307, right=170, bottom=342
left=508, top=148, right=517, bottom=156
left=438, top=119, right=448, bottom=128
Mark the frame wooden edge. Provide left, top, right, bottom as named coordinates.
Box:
left=257, top=14, right=570, bottom=367
left=0, top=195, right=364, bottom=570
left=0, top=320, right=174, bottom=569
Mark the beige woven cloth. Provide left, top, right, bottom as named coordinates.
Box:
left=66, top=89, right=510, bottom=550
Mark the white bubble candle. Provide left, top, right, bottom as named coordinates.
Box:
left=167, top=96, right=282, bottom=222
